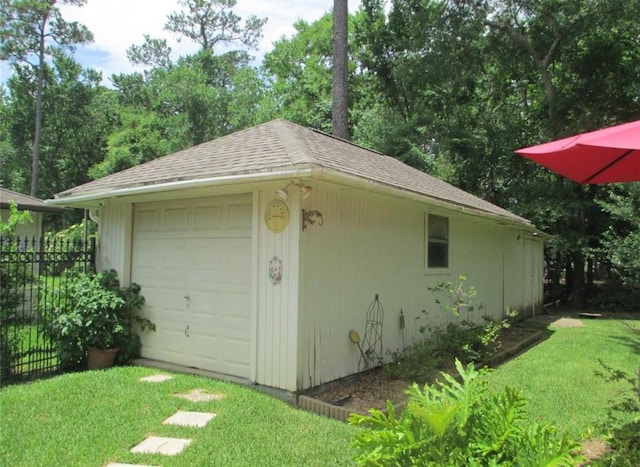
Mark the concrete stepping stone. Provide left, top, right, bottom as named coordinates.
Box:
left=175, top=389, right=224, bottom=402
left=130, top=436, right=192, bottom=456
left=163, top=410, right=216, bottom=427
left=106, top=463, right=158, bottom=467
left=139, top=374, right=173, bottom=383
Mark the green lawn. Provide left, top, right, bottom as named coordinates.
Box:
left=1, top=316, right=637, bottom=466
left=0, top=367, right=359, bottom=466
left=487, top=316, right=639, bottom=439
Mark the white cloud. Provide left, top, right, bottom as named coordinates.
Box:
left=49, top=0, right=361, bottom=85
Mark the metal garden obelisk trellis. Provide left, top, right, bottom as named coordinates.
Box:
left=359, top=294, right=384, bottom=371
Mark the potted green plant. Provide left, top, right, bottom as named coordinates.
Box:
left=47, top=269, right=155, bottom=370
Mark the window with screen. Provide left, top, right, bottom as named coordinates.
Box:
left=427, top=214, right=449, bottom=269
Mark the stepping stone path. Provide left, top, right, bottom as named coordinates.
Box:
left=130, top=436, right=193, bottom=456
left=163, top=410, right=216, bottom=427
left=106, top=374, right=221, bottom=466
left=107, top=462, right=156, bottom=467
left=140, top=374, right=174, bottom=383
left=175, top=388, right=225, bottom=402
left=106, top=464, right=157, bottom=467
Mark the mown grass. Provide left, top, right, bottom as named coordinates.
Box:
left=1, top=316, right=637, bottom=466
left=0, top=366, right=360, bottom=466
left=487, top=316, right=639, bottom=439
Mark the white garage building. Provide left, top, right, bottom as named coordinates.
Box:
left=49, top=120, right=545, bottom=394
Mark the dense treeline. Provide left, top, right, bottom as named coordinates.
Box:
left=1, top=0, right=639, bottom=306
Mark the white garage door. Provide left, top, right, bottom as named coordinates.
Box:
left=131, top=194, right=253, bottom=378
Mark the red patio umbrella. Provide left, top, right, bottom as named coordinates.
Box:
left=515, top=120, right=640, bottom=184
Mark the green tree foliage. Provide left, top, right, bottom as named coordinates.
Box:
left=598, top=184, right=640, bottom=286
left=262, top=11, right=374, bottom=138
left=126, top=34, right=172, bottom=68
left=90, top=51, right=271, bottom=179
left=1, top=53, right=112, bottom=199
left=0, top=0, right=93, bottom=196
left=263, top=14, right=336, bottom=133
left=127, top=0, right=266, bottom=67
left=355, top=0, right=640, bottom=307
left=165, top=0, right=266, bottom=51
left=97, top=0, right=270, bottom=179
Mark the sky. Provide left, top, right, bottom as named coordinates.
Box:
left=1, top=0, right=362, bottom=86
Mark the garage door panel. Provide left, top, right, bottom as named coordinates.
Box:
left=135, top=209, right=160, bottom=231
left=164, top=207, right=190, bottom=230
left=224, top=337, right=250, bottom=362
left=132, top=194, right=252, bottom=378
left=193, top=206, right=222, bottom=230
left=227, top=203, right=253, bottom=229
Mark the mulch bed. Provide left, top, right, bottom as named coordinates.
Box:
left=309, top=323, right=544, bottom=414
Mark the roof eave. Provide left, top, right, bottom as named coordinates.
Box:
left=46, top=167, right=316, bottom=208
left=45, top=163, right=548, bottom=239
left=309, top=167, right=548, bottom=236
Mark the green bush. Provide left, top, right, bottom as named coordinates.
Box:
left=384, top=339, right=440, bottom=384
left=41, top=221, right=97, bottom=276
left=44, top=270, right=154, bottom=369
left=0, top=201, right=33, bottom=321
left=350, top=360, right=583, bottom=466
left=385, top=277, right=516, bottom=383
left=594, top=323, right=640, bottom=466
left=0, top=201, right=33, bottom=379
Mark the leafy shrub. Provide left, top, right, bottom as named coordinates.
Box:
left=350, top=359, right=583, bottom=466
left=425, top=276, right=515, bottom=363
left=385, top=277, right=516, bottom=382
left=594, top=322, right=640, bottom=466
left=0, top=201, right=33, bottom=379
left=587, top=284, right=640, bottom=313
left=41, top=221, right=97, bottom=276
left=44, top=269, right=154, bottom=369
left=384, top=339, right=440, bottom=384
left=0, top=202, right=33, bottom=320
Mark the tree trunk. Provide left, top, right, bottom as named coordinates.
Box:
left=31, top=14, right=48, bottom=197
left=332, top=0, right=349, bottom=140
left=569, top=250, right=585, bottom=309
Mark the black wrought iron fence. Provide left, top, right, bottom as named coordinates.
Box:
left=0, top=235, right=95, bottom=385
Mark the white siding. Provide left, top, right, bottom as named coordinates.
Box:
left=93, top=179, right=543, bottom=393
left=254, top=187, right=301, bottom=391
left=96, top=202, right=133, bottom=284
left=297, top=182, right=544, bottom=389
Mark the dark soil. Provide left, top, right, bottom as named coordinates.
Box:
left=312, top=324, right=543, bottom=414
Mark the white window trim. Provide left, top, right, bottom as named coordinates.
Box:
left=425, top=213, right=450, bottom=275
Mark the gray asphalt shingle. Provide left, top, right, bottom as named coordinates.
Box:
left=54, top=119, right=528, bottom=224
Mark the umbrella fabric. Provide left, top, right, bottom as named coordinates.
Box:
left=515, top=120, right=640, bottom=184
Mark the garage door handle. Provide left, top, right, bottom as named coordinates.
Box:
left=185, top=325, right=190, bottom=337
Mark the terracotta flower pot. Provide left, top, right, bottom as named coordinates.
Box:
left=87, top=347, right=120, bottom=370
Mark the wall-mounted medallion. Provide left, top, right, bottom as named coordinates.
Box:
left=265, top=199, right=290, bottom=233
left=269, top=256, right=282, bottom=285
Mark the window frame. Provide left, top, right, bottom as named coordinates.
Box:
left=425, top=213, right=450, bottom=273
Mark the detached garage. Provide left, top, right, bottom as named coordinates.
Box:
left=48, top=119, right=546, bottom=394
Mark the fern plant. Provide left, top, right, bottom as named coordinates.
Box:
left=349, top=359, right=583, bottom=466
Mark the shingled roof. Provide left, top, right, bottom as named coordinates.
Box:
left=54, top=119, right=529, bottom=224
left=1, top=187, right=64, bottom=213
